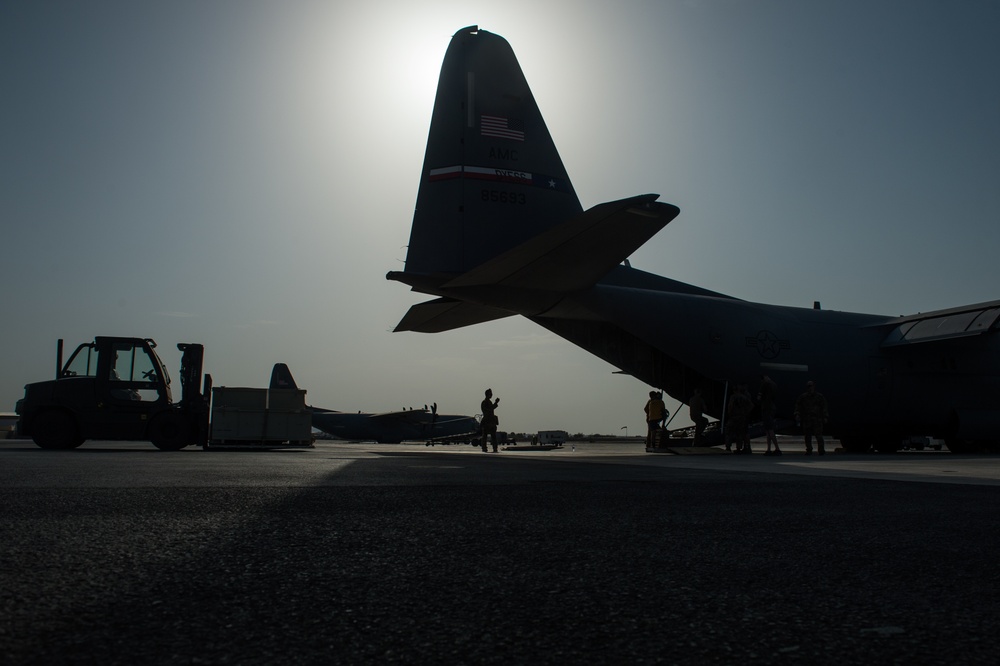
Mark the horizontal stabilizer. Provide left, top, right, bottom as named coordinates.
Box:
left=444, top=194, right=679, bottom=292
left=393, top=297, right=514, bottom=333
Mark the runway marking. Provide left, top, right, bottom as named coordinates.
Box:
left=407, top=465, right=465, bottom=469
left=861, top=626, right=906, bottom=637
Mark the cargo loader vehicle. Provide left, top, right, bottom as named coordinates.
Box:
left=15, top=337, right=312, bottom=450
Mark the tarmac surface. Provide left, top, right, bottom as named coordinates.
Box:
left=2, top=436, right=999, bottom=664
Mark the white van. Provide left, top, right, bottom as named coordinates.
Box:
left=536, top=430, right=568, bottom=446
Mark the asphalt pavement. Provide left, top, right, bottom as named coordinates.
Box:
left=2, top=438, right=999, bottom=664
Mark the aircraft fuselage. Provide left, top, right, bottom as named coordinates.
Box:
left=310, top=409, right=479, bottom=444
left=532, top=271, right=1000, bottom=449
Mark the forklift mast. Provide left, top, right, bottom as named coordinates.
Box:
left=177, top=343, right=212, bottom=449
left=177, top=343, right=205, bottom=406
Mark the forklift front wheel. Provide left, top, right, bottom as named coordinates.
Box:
left=149, top=412, right=192, bottom=451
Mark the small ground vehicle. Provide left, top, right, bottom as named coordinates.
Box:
left=536, top=430, right=568, bottom=446
left=16, top=337, right=211, bottom=450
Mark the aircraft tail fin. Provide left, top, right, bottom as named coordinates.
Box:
left=269, top=363, right=299, bottom=391
left=401, top=26, right=583, bottom=278
left=389, top=27, right=681, bottom=334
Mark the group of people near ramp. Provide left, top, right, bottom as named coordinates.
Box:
left=646, top=376, right=830, bottom=455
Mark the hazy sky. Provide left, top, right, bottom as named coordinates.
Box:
left=3, top=1, right=998, bottom=436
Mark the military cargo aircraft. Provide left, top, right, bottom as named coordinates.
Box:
left=268, top=364, right=479, bottom=444
left=386, top=26, right=1000, bottom=454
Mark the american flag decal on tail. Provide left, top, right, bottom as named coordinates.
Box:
left=481, top=115, right=525, bottom=141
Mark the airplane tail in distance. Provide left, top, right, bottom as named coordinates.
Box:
left=402, top=26, right=584, bottom=277
left=269, top=363, right=299, bottom=391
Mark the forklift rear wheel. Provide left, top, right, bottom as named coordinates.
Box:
left=32, top=410, right=83, bottom=450
left=149, top=412, right=191, bottom=451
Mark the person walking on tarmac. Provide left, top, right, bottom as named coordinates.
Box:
left=794, top=380, right=829, bottom=455
left=480, top=388, right=501, bottom=453
left=644, top=390, right=668, bottom=448
left=758, top=374, right=781, bottom=455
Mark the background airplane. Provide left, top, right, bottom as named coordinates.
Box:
left=268, top=363, right=479, bottom=444
left=387, top=26, right=1000, bottom=454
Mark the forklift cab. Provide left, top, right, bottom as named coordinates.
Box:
left=62, top=337, right=172, bottom=405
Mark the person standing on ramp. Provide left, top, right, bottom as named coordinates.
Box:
left=644, top=390, right=667, bottom=449
left=795, top=380, right=829, bottom=455
left=758, top=374, right=781, bottom=456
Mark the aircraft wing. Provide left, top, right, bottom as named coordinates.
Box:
left=877, top=300, right=1000, bottom=347
left=368, top=409, right=433, bottom=422
left=393, top=298, right=514, bottom=333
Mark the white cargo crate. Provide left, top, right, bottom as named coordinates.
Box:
left=209, top=387, right=312, bottom=447
left=212, top=387, right=267, bottom=411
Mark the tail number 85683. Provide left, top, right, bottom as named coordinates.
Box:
left=481, top=189, right=526, bottom=205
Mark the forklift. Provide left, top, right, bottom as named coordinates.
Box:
left=15, top=337, right=211, bottom=450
